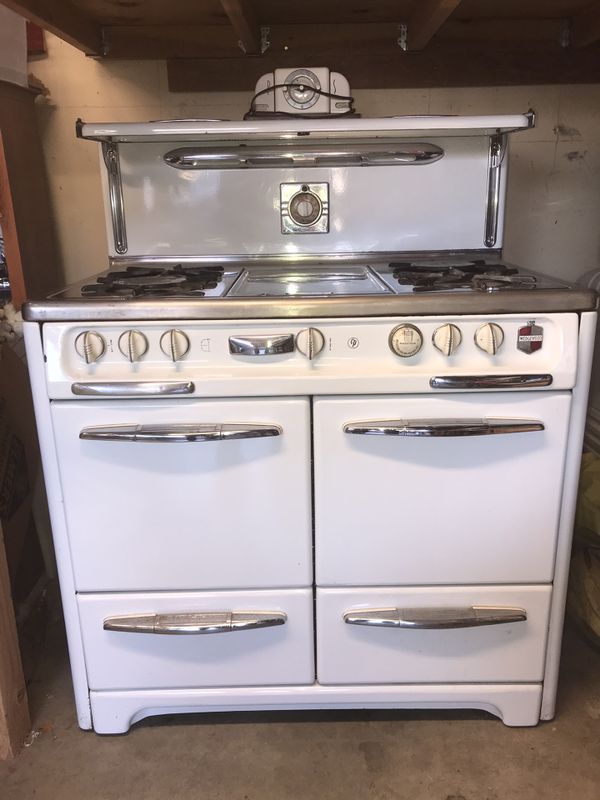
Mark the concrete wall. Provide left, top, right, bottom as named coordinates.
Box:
left=31, top=34, right=600, bottom=286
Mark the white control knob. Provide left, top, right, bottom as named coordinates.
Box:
left=75, top=330, right=106, bottom=364
left=475, top=322, right=504, bottom=355
left=432, top=323, right=462, bottom=356
left=389, top=324, right=423, bottom=358
left=160, top=329, right=190, bottom=362
left=296, top=327, right=325, bottom=360
left=118, top=329, right=148, bottom=362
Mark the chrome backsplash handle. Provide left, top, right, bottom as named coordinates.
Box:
left=101, top=141, right=127, bottom=255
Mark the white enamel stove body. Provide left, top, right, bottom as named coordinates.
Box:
left=23, top=308, right=596, bottom=733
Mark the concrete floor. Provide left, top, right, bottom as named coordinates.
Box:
left=1, top=621, right=600, bottom=800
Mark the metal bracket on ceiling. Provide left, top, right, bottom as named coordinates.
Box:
left=397, top=24, right=408, bottom=52
left=260, top=26, right=271, bottom=54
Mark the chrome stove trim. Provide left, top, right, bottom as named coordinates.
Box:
left=103, top=611, right=287, bottom=634
left=79, top=422, right=282, bottom=442
left=101, top=142, right=127, bottom=255
left=343, top=606, right=527, bottom=629
left=24, top=289, right=599, bottom=322
left=484, top=134, right=507, bottom=248
left=343, top=418, right=545, bottom=436
left=430, top=374, right=553, bottom=390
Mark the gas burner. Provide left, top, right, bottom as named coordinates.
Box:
left=81, top=264, right=225, bottom=298
left=390, top=261, right=536, bottom=293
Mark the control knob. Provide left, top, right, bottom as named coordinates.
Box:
left=475, top=322, right=504, bottom=355
left=432, top=323, right=462, bottom=356
left=75, top=330, right=106, bottom=364
left=296, top=327, right=325, bottom=360
left=389, top=324, right=423, bottom=358
left=160, top=329, right=190, bottom=361
left=118, top=329, right=148, bottom=362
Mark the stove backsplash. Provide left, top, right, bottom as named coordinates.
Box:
left=99, top=135, right=506, bottom=260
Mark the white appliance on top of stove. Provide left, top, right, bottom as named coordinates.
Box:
left=22, top=70, right=598, bottom=734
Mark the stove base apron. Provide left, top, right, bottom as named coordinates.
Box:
left=23, top=311, right=597, bottom=733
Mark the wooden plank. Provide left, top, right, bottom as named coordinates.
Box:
left=1, top=0, right=102, bottom=55
left=408, top=0, right=462, bottom=50
left=168, top=37, right=600, bottom=91
left=571, top=0, right=600, bottom=46
left=0, top=521, right=30, bottom=760
left=220, top=0, right=260, bottom=53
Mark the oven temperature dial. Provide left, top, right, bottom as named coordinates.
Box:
left=118, top=330, right=148, bottom=362
left=74, top=330, right=106, bottom=364
left=475, top=323, right=504, bottom=355
left=296, top=327, right=325, bottom=360
left=433, top=323, right=462, bottom=356
left=389, top=324, right=423, bottom=358
left=160, top=329, right=190, bottom=361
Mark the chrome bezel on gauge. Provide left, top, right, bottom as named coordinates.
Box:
left=283, top=69, right=321, bottom=110
left=280, top=182, right=329, bottom=234
left=389, top=323, right=424, bottom=358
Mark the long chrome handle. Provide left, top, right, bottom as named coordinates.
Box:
left=344, top=418, right=544, bottom=437
left=229, top=334, right=295, bottom=356
left=163, top=143, right=444, bottom=170
left=80, top=422, right=282, bottom=442
left=103, top=611, right=287, bottom=634
left=484, top=133, right=506, bottom=248
left=430, top=374, right=553, bottom=390
left=72, top=381, right=195, bottom=397
left=343, top=606, right=527, bottom=629
left=101, top=142, right=127, bottom=254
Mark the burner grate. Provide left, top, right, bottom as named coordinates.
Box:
left=390, top=260, right=536, bottom=293
left=81, top=265, right=224, bottom=298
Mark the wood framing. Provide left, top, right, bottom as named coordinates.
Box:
left=408, top=0, right=462, bottom=50
left=220, top=0, right=260, bottom=54
left=0, top=0, right=101, bottom=55
left=0, top=522, right=30, bottom=760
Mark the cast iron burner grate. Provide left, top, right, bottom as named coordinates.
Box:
left=390, top=260, right=537, bottom=292
left=81, top=265, right=225, bottom=298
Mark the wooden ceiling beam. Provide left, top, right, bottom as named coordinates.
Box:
left=0, top=0, right=102, bottom=55
left=220, top=0, right=261, bottom=54
left=407, top=0, right=462, bottom=51
left=571, top=1, right=600, bottom=46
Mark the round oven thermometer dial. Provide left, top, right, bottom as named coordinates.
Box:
left=389, top=324, right=423, bottom=358
left=289, top=189, right=322, bottom=227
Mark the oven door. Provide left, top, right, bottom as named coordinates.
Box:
left=314, top=392, right=571, bottom=586
left=51, top=397, right=311, bottom=592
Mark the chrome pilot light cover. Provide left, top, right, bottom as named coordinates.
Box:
left=280, top=182, right=329, bottom=234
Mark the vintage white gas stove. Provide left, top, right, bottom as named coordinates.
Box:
left=23, top=71, right=597, bottom=734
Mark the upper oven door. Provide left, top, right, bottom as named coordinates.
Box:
left=314, top=392, right=571, bottom=586
left=51, top=397, right=312, bottom=592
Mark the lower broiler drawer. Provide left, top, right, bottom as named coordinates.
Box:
left=78, top=589, right=314, bottom=690
left=316, top=586, right=552, bottom=685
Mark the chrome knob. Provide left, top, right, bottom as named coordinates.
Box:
left=475, top=322, right=505, bottom=355
left=296, top=327, right=325, bottom=360
left=118, top=329, right=148, bottom=363
left=389, top=324, right=423, bottom=358
left=160, top=329, right=190, bottom=362
left=432, top=323, right=462, bottom=356
left=75, top=330, right=106, bottom=364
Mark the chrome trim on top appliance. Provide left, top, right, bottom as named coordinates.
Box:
left=343, top=418, right=544, bottom=437
left=343, top=606, right=527, bottom=629
left=163, top=142, right=445, bottom=170
left=79, top=422, right=283, bottom=442
left=484, top=133, right=507, bottom=248
left=103, top=611, right=287, bottom=634
left=101, top=142, right=127, bottom=255
left=71, top=381, right=195, bottom=397
left=430, top=374, right=553, bottom=390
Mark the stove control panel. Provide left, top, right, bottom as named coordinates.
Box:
left=48, top=314, right=578, bottom=399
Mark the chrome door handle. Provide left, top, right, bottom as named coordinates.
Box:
left=229, top=334, right=295, bottom=356
left=430, top=374, right=553, bottom=390
left=80, top=422, right=282, bottom=442
left=343, top=418, right=544, bottom=437
left=103, top=611, right=287, bottom=634
left=343, top=606, right=527, bottom=629
left=72, top=381, right=195, bottom=397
